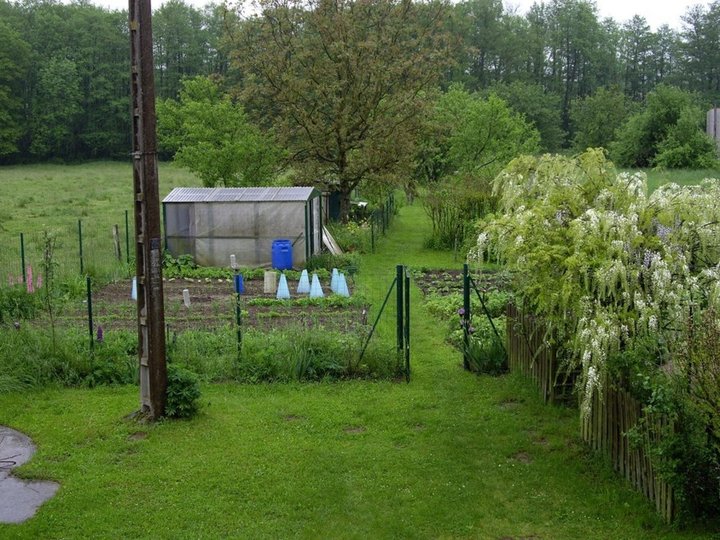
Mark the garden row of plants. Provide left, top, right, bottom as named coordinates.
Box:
left=414, top=268, right=513, bottom=375
left=473, top=149, right=720, bottom=522
left=0, top=238, right=402, bottom=405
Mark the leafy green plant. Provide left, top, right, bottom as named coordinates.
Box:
left=479, top=149, right=720, bottom=518
left=164, top=364, right=202, bottom=419
left=40, top=230, right=59, bottom=349
left=305, top=252, right=360, bottom=276
left=464, top=331, right=507, bottom=375
left=0, top=285, right=42, bottom=323
left=326, top=220, right=371, bottom=253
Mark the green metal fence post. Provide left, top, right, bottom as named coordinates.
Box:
left=463, top=263, right=471, bottom=370
left=78, top=219, right=84, bottom=275
left=20, top=233, right=26, bottom=285
left=87, top=276, right=94, bottom=351
left=396, top=264, right=404, bottom=356
left=404, top=266, right=410, bottom=382
left=235, top=269, right=242, bottom=355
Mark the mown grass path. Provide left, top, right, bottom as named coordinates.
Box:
left=0, top=202, right=712, bottom=539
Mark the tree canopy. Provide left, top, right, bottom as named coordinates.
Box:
left=231, top=0, right=452, bottom=220
left=157, top=76, right=281, bottom=187
left=3, top=0, right=720, bottom=170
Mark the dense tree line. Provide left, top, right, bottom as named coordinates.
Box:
left=0, top=0, right=225, bottom=162
left=2, top=0, right=720, bottom=165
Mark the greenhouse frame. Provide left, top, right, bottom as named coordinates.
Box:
left=162, top=187, right=323, bottom=268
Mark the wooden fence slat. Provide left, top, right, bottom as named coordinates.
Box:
left=506, top=304, right=675, bottom=523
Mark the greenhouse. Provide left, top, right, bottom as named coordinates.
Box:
left=162, top=186, right=323, bottom=267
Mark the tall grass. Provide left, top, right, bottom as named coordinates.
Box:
left=0, top=161, right=202, bottom=287
left=0, top=324, right=400, bottom=395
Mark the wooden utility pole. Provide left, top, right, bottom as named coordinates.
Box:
left=129, top=0, right=167, bottom=420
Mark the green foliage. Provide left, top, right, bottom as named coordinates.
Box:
left=422, top=287, right=510, bottom=375
left=157, top=76, right=281, bottom=187
left=235, top=0, right=451, bottom=221
left=419, top=85, right=540, bottom=182
left=30, top=56, right=82, bottom=159
left=234, top=328, right=398, bottom=382
left=486, top=81, right=565, bottom=152
left=326, top=221, right=370, bottom=254
left=654, top=107, right=719, bottom=168
left=0, top=286, right=42, bottom=323
left=416, top=85, right=539, bottom=250
left=0, top=327, right=137, bottom=393
left=165, top=364, right=202, bottom=419
left=611, top=85, right=717, bottom=168
left=479, top=149, right=720, bottom=518
left=463, top=321, right=507, bottom=375
left=0, top=20, right=30, bottom=157
left=422, top=175, right=498, bottom=251
left=570, top=86, right=633, bottom=151
left=305, top=252, right=360, bottom=276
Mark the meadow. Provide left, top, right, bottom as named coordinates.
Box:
left=0, top=161, right=717, bottom=538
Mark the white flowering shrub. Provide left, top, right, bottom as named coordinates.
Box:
left=475, top=149, right=720, bottom=414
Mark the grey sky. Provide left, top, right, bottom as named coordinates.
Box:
left=90, top=0, right=713, bottom=31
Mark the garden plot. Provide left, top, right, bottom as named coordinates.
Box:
left=64, top=276, right=367, bottom=334
left=412, top=268, right=512, bottom=297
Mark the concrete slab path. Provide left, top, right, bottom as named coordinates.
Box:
left=0, top=426, right=59, bottom=524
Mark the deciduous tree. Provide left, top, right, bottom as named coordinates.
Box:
left=232, top=0, right=451, bottom=221
left=157, top=76, right=281, bottom=186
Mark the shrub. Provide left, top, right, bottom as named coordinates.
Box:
left=305, top=252, right=360, bottom=276
left=610, top=85, right=717, bottom=168
left=164, top=364, right=201, bottom=419
left=478, top=149, right=720, bottom=518
left=326, top=221, right=370, bottom=253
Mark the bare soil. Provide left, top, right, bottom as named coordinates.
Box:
left=64, top=277, right=368, bottom=334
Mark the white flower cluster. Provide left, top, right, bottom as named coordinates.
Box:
left=479, top=151, right=720, bottom=417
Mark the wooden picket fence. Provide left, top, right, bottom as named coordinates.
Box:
left=506, top=303, right=574, bottom=404
left=582, top=381, right=675, bottom=521
left=506, top=303, right=675, bottom=522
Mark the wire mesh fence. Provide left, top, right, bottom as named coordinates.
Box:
left=0, top=211, right=134, bottom=289
left=1, top=261, right=410, bottom=386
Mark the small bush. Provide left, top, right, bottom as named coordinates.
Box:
left=326, top=221, right=371, bottom=253
left=164, top=364, right=201, bottom=419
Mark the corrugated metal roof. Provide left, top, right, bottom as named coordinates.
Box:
left=163, top=187, right=319, bottom=203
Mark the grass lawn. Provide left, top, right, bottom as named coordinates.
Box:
left=0, top=164, right=716, bottom=538
left=630, top=167, right=720, bottom=192
left=0, top=161, right=201, bottom=284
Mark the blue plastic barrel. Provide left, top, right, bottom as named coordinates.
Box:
left=271, top=239, right=293, bottom=270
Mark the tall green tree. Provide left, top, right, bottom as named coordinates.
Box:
left=232, top=0, right=451, bottom=221
left=611, top=84, right=715, bottom=168
left=415, top=85, right=540, bottom=184
left=154, top=0, right=213, bottom=99
left=0, top=20, right=30, bottom=158
left=30, top=56, right=82, bottom=159
left=679, top=2, right=720, bottom=101
left=487, top=81, right=565, bottom=151
left=539, top=0, right=606, bottom=135
left=157, top=76, right=281, bottom=186
left=570, top=86, right=632, bottom=150
left=619, top=16, right=655, bottom=101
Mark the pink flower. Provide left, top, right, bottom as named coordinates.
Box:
left=36, top=275, right=43, bottom=289
left=26, top=266, right=34, bottom=293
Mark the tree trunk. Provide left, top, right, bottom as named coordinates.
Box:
left=339, top=189, right=352, bottom=223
